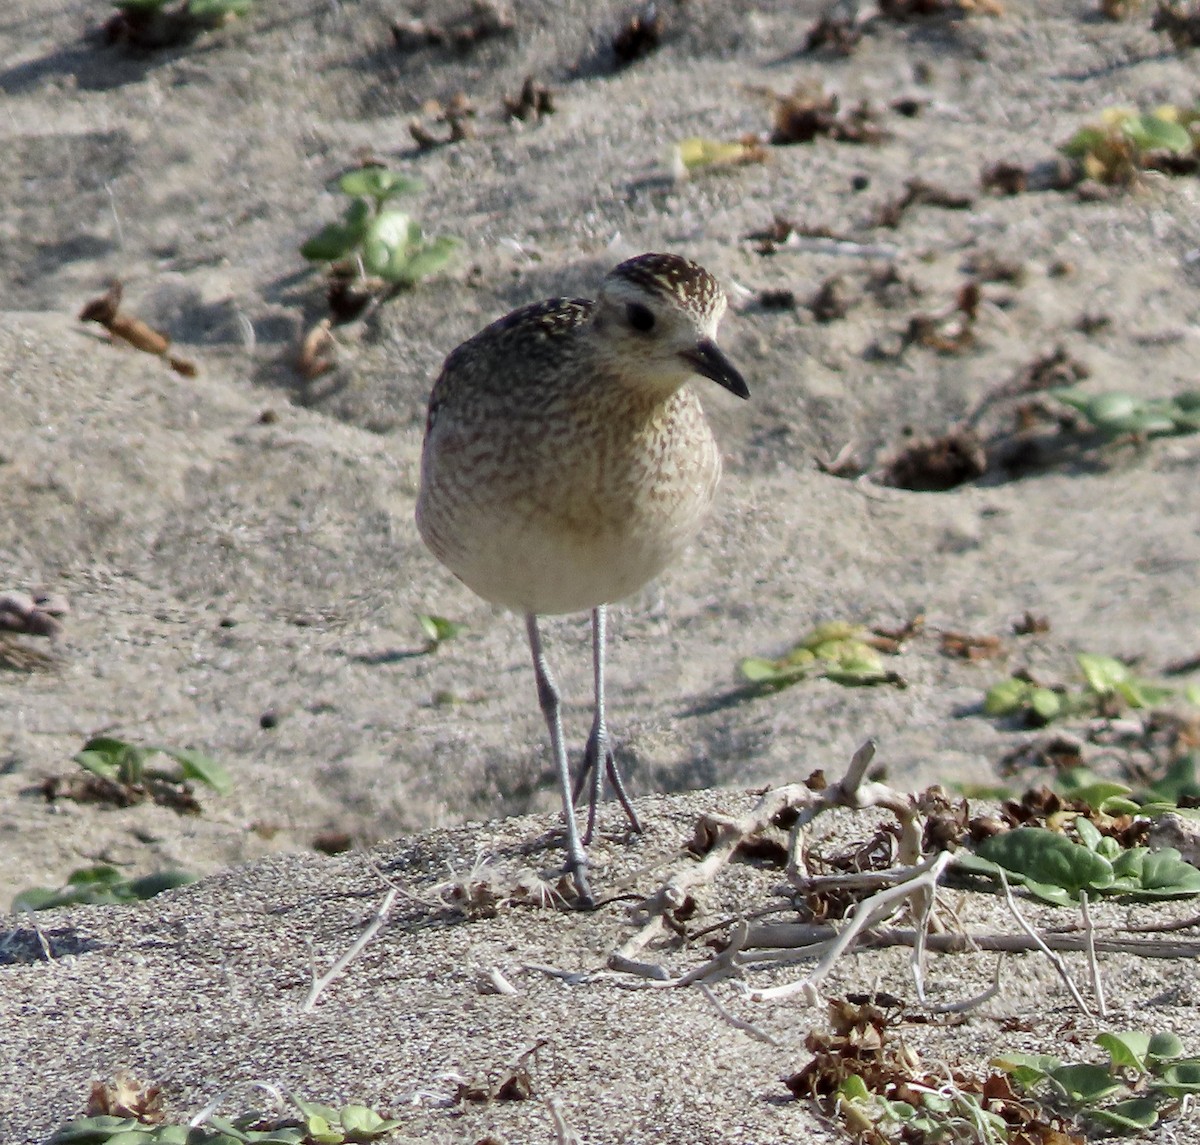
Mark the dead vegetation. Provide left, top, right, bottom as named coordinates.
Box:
left=390, top=1, right=515, bottom=51
left=78, top=282, right=197, bottom=377
left=766, top=84, right=888, bottom=146
left=612, top=3, right=663, bottom=65
left=0, top=591, right=68, bottom=671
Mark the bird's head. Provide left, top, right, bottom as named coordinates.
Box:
left=592, top=253, right=749, bottom=400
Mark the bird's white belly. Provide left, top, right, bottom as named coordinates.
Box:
left=449, top=512, right=699, bottom=615
left=416, top=387, right=723, bottom=616
left=418, top=435, right=720, bottom=615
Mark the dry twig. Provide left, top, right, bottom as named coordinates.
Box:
left=303, top=887, right=398, bottom=1012
left=998, top=870, right=1091, bottom=1015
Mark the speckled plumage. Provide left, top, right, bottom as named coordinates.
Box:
left=415, top=253, right=748, bottom=901
left=417, top=255, right=745, bottom=615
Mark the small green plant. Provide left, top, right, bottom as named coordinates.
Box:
left=670, top=136, right=767, bottom=176
left=995, top=1031, right=1200, bottom=1136
left=115, top=0, right=250, bottom=14
left=1055, top=760, right=1200, bottom=812
left=12, top=866, right=196, bottom=913
left=836, top=1074, right=1010, bottom=1143
left=790, top=995, right=1068, bottom=1142
left=740, top=621, right=903, bottom=690
left=103, top=0, right=251, bottom=49
left=983, top=652, right=1198, bottom=727
left=959, top=819, right=1200, bottom=906
left=416, top=613, right=464, bottom=652
left=284, top=1098, right=401, bottom=1144
left=1062, top=104, right=1197, bottom=183
left=300, top=168, right=459, bottom=308
left=48, top=1096, right=402, bottom=1144
left=1052, top=387, right=1200, bottom=438
left=73, top=736, right=232, bottom=794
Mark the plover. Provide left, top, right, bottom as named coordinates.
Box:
left=417, top=252, right=748, bottom=903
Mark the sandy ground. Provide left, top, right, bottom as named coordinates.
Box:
left=2, top=0, right=1200, bottom=1140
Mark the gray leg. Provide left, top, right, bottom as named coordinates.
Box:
left=576, top=605, right=643, bottom=843
left=526, top=613, right=593, bottom=906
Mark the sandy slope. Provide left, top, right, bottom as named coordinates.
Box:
left=2, top=0, right=1200, bottom=1140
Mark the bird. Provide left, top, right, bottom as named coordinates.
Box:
left=416, top=252, right=749, bottom=905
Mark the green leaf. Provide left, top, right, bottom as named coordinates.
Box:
left=802, top=620, right=862, bottom=647
left=13, top=865, right=197, bottom=912
left=1147, top=1032, right=1185, bottom=1061
left=1029, top=687, right=1063, bottom=723
left=1102, top=796, right=1141, bottom=815
left=984, top=677, right=1031, bottom=716
left=11, top=886, right=66, bottom=912
left=300, top=201, right=371, bottom=263
left=1123, top=113, right=1193, bottom=154
left=337, top=168, right=422, bottom=202
left=781, top=647, right=818, bottom=670
left=291, top=1098, right=339, bottom=1122
left=1017, top=878, right=1078, bottom=907
left=975, top=828, right=1114, bottom=900
left=1060, top=776, right=1133, bottom=811
left=1096, top=1031, right=1151, bottom=1073
left=206, top=1116, right=253, bottom=1140
left=66, top=865, right=124, bottom=887
left=300, top=223, right=361, bottom=263
left=1128, top=848, right=1200, bottom=898
left=338, top=1106, right=379, bottom=1134
left=1077, top=652, right=1130, bottom=695
left=740, top=657, right=811, bottom=687
left=160, top=748, right=232, bottom=794
left=1150, top=1059, right=1200, bottom=1095
left=149, top=1128, right=190, bottom=1144
left=307, top=1120, right=345, bottom=1145
left=125, top=870, right=197, bottom=899
left=417, top=614, right=464, bottom=647
left=1116, top=678, right=1173, bottom=708
left=838, top=1074, right=872, bottom=1102
left=382, top=236, right=460, bottom=286
left=1068, top=393, right=1179, bottom=436
left=821, top=640, right=884, bottom=672
left=676, top=136, right=757, bottom=170
left=991, top=1051, right=1061, bottom=1089
left=1140, top=753, right=1200, bottom=804
left=1062, top=126, right=1110, bottom=158
left=12, top=867, right=129, bottom=911
left=1074, top=816, right=1103, bottom=853
left=47, top=1119, right=148, bottom=1145
left=1047, top=1062, right=1124, bottom=1104
left=187, top=0, right=252, bottom=20
left=740, top=657, right=785, bottom=683
left=1084, top=1097, right=1159, bottom=1133
left=74, top=736, right=148, bottom=785
left=338, top=1105, right=400, bottom=1139
left=361, top=210, right=415, bottom=278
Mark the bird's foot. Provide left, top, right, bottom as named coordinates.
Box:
left=580, top=726, right=642, bottom=838
left=565, top=854, right=595, bottom=910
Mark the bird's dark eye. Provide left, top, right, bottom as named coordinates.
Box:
left=625, top=302, right=656, bottom=332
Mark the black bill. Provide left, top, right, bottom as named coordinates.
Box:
left=681, top=338, right=750, bottom=399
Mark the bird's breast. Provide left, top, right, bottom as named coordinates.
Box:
left=417, top=387, right=722, bottom=614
